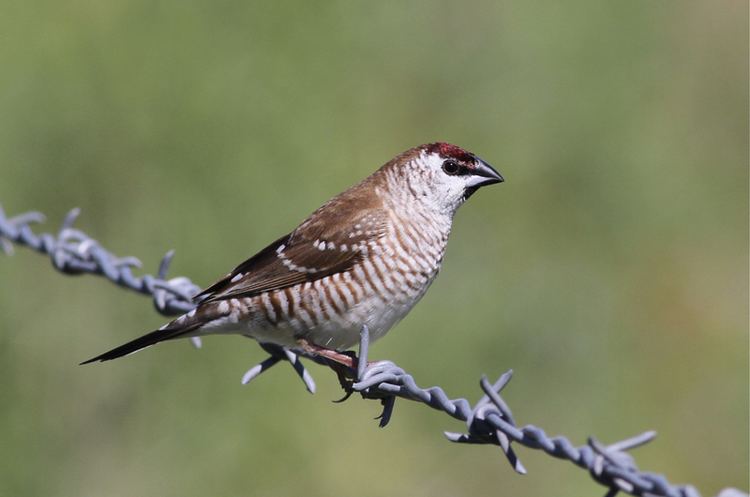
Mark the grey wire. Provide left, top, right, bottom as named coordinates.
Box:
left=1, top=205, right=746, bottom=497
left=0, top=205, right=200, bottom=315
left=0, top=204, right=316, bottom=390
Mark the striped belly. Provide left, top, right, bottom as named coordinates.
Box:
left=235, top=249, right=439, bottom=350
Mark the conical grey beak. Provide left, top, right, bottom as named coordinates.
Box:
left=467, top=157, right=504, bottom=188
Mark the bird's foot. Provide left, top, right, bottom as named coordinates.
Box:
left=295, top=338, right=378, bottom=400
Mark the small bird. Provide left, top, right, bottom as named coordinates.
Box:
left=82, top=143, right=503, bottom=366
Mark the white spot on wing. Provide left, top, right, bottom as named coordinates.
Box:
left=280, top=253, right=319, bottom=274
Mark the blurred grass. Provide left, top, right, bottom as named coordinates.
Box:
left=0, top=1, right=747, bottom=496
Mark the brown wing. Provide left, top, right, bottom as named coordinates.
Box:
left=194, top=195, right=388, bottom=303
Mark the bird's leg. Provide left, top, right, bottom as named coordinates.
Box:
left=296, top=326, right=377, bottom=399
left=295, top=338, right=357, bottom=369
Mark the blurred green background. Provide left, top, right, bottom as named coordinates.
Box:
left=0, top=1, right=747, bottom=496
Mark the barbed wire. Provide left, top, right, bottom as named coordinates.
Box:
left=1, top=205, right=746, bottom=497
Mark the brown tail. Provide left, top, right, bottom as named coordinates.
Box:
left=80, top=324, right=200, bottom=364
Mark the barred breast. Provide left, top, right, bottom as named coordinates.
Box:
left=212, top=207, right=451, bottom=351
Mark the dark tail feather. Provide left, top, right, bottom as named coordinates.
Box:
left=80, top=325, right=198, bottom=365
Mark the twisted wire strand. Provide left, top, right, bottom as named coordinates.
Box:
left=0, top=205, right=200, bottom=315
left=352, top=327, right=693, bottom=497
left=1, top=205, right=746, bottom=497
left=0, top=205, right=316, bottom=389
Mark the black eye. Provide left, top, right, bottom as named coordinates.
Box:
left=442, top=160, right=460, bottom=175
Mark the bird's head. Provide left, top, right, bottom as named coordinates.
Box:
left=385, top=142, right=504, bottom=216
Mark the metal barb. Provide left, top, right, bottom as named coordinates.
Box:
left=244, top=343, right=317, bottom=394
left=479, top=372, right=516, bottom=426
left=158, top=250, right=176, bottom=279
left=61, top=207, right=81, bottom=231
left=357, top=325, right=370, bottom=381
